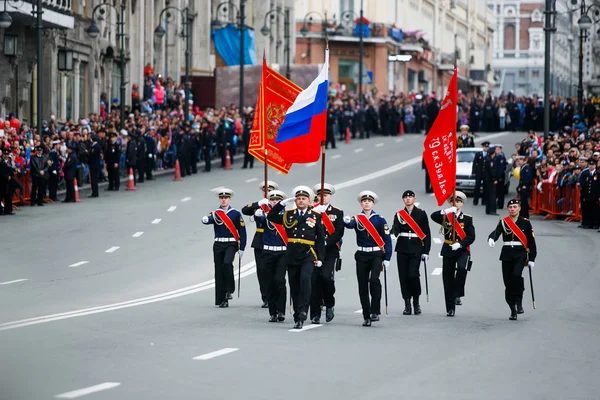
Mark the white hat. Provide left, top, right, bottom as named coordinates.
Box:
left=460, top=125, right=469, bottom=131
left=259, top=180, right=279, bottom=192
left=312, top=183, right=336, bottom=195
left=293, top=185, right=314, bottom=199
left=357, top=190, right=379, bottom=204
left=120, top=129, right=128, bottom=136
left=267, top=190, right=287, bottom=200
left=448, top=191, right=467, bottom=203
left=215, top=187, right=235, bottom=198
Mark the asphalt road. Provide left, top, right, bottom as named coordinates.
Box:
left=1, top=131, right=599, bottom=400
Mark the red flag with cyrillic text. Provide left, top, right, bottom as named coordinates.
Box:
left=423, top=69, right=457, bottom=206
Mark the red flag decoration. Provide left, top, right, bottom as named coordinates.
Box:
left=423, top=69, right=458, bottom=206
left=247, top=60, right=302, bottom=174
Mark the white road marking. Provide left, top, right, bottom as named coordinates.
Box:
left=0, top=262, right=257, bottom=331
left=395, top=138, right=404, bottom=142
left=305, top=162, right=318, bottom=167
left=331, top=154, right=341, bottom=159
left=68, top=261, right=89, bottom=268
left=433, top=238, right=442, bottom=244
left=105, top=246, right=120, bottom=253
left=432, top=268, right=443, bottom=276
left=193, top=348, right=239, bottom=360
left=167, top=206, right=177, bottom=212
left=354, top=309, right=363, bottom=314
left=54, top=382, right=121, bottom=399
left=181, top=197, right=192, bottom=202
left=415, top=202, right=420, bottom=207
left=375, top=143, right=384, bottom=147
left=151, top=219, right=162, bottom=224
left=245, top=178, right=258, bottom=183
left=0, top=279, right=28, bottom=285
left=354, top=148, right=364, bottom=153
left=132, top=232, right=144, bottom=238
left=289, top=324, right=323, bottom=332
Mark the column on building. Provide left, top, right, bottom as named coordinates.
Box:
left=42, top=33, right=58, bottom=122
left=145, top=0, right=157, bottom=74
left=191, top=0, right=212, bottom=74
left=129, top=0, right=145, bottom=100
left=72, top=59, right=80, bottom=121
left=253, top=0, right=270, bottom=66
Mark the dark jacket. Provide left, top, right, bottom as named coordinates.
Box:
left=391, top=207, right=432, bottom=255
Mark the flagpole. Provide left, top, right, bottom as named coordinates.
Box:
left=451, top=57, right=458, bottom=243
left=319, top=37, right=329, bottom=205
left=264, top=148, right=268, bottom=198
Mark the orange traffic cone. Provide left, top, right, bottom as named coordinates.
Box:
left=345, top=127, right=351, bottom=144
left=174, top=159, right=183, bottom=181
left=126, top=168, right=136, bottom=191
left=74, top=178, right=81, bottom=203
left=399, top=121, right=405, bottom=136
left=224, top=149, right=232, bottom=170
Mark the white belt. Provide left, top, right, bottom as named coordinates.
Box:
left=399, top=232, right=420, bottom=239
left=503, top=241, right=523, bottom=246
left=215, top=237, right=237, bottom=242
left=264, top=245, right=287, bottom=251
left=358, top=246, right=381, bottom=252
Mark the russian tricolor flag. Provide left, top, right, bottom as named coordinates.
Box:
left=275, top=50, right=329, bottom=164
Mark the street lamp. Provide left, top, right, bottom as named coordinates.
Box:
left=154, top=6, right=192, bottom=122
left=87, top=1, right=126, bottom=131
left=572, top=0, right=600, bottom=117
left=212, top=0, right=247, bottom=115
left=260, top=8, right=291, bottom=79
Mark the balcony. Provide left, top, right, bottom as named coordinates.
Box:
left=1, top=0, right=74, bottom=29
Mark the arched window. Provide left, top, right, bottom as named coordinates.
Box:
left=504, top=24, right=516, bottom=50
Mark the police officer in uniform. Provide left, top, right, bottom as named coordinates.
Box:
left=391, top=190, right=431, bottom=315
left=457, top=125, right=475, bottom=148
left=484, top=148, right=498, bottom=215
left=267, top=186, right=325, bottom=329
left=344, top=191, right=392, bottom=327
left=48, top=140, right=62, bottom=201
left=30, top=145, right=49, bottom=206
left=579, top=160, right=600, bottom=229
left=62, top=144, right=78, bottom=203
left=253, top=190, right=288, bottom=323
left=310, top=183, right=344, bottom=324
left=105, top=132, right=121, bottom=191
left=431, top=191, right=476, bottom=316
left=0, top=148, right=14, bottom=215
left=202, top=188, right=247, bottom=307
left=472, top=141, right=489, bottom=206
left=494, top=145, right=507, bottom=209
left=488, top=198, right=537, bottom=320
left=242, top=180, right=280, bottom=307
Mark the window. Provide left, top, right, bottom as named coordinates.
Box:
left=112, top=61, right=122, bottom=103
left=66, top=74, right=74, bottom=120
left=504, top=24, right=515, bottom=50
left=408, top=68, right=417, bottom=93
left=532, top=70, right=540, bottom=78
left=519, top=70, right=526, bottom=78
left=79, top=62, right=88, bottom=119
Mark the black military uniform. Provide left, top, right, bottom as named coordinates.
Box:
left=105, top=133, right=121, bottom=191
left=202, top=188, right=247, bottom=307
left=488, top=199, right=537, bottom=320
left=494, top=147, right=507, bottom=209
left=62, top=144, right=78, bottom=203
left=484, top=149, right=498, bottom=215
left=0, top=149, right=14, bottom=215
left=391, top=190, right=431, bottom=315
left=431, top=192, right=476, bottom=316
left=136, top=132, right=147, bottom=183
left=309, top=183, right=344, bottom=324
left=124, top=132, right=137, bottom=185
left=267, top=186, right=325, bottom=329
left=241, top=180, right=279, bottom=307
left=30, top=146, right=49, bottom=206
left=579, top=163, right=600, bottom=229
left=517, top=161, right=533, bottom=219
left=472, top=141, right=489, bottom=206
left=48, top=141, right=62, bottom=201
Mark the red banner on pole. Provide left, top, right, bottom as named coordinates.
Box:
left=423, top=69, right=458, bottom=206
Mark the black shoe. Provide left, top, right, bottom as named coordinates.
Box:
left=447, top=309, right=455, bottom=317
left=37, top=203, right=44, bottom=206
left=325, top=307, right=334, bottom=322
left=516, top=302, right=524, bottom=314
left=362, top=319, right=371, bottom=327
left=413, top=298, right=422, bottom=315
left=261, top=301, right=269, bottom=308
left=219, top=301, right=229, bottom=308
left=269, top=315, right=278, bottom=323
left=370, top=314, right=380, bottom=322
left=277, top=312, right=285, bottom=322
left=293, top=321, right=303, bottom=329
left=455, top=297, right=462, bottom=306
left=311, top=317, right=320, bottom=324
left=226, top=292, right=233, bottom=300
left=403, top=299, right=412, bottom=315
left=298, top=311, right=308, bottom=322
left=509, top=311, right=518, bottom=320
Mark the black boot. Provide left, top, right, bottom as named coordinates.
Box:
left=277, top=312, right=285, bottom=322
left=219, top=301, right=229, bottom=308
left=370, top=313, right=380, bottom=322
left=403, top=299, right=412, bottom=315
left=413, top=297, right=421, bottom=315
left=509, top=306, right=518, bottom=321
left=455, top=297, right=462, bottom=306
left=293, top=321, right=303, bottom=329
left=325, top=307, right=334, bottom=322
left=362, top=318, right=371, bottom=327
left=269, top=314, right=278, bottom=323
left=516, top=298, right=524, bottom=314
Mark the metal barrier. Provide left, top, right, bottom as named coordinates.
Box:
left=534, top=181, right=581, bottom=222
left=11, top=171, right=31, bottom=208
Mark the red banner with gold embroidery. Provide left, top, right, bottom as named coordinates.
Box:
left=248, top=60, right=302, bottom=175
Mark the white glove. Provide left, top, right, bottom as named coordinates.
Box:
left=52, top=170, right=57, bottom=175
left=239, top=250, right=244, bottom=261
left=281, top=197, right=295, bottom=206
left=314, top=204, right=327, bottom=213
left=391, top=234, right=398, bottom=242
left=421, top=254, right=428, bottom=262
left=343, top=215, right=352, bottom=224
left=258, top=198, right=269, bottom=206
left=442, top=206, right=457, bottom=215
left=315, top=261, right=323, bottom=267
left=451, top=243, right=461, bottom=251
left=488, top=238, right=495, bottom=248
left=382, top=260, right=390, bottom=271
left=254, top=209, right=264, bottom=217
left=528, top=261, right=534, bottom=268
left=201, top=216, right=209, bottom=224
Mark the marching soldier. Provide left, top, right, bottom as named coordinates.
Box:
left=202, top=188, right=247, bottom=308
left=457, top=125, right=475, bottom=148
left=391, top=190, right=431, bottom=315
left=267, top=186, right=325, bottom=329
left=488, top=198, right=537, bottom=320
left=430, top=191, right=476, bottom=317
left=253, top=190, right=288, bottom=323
left=310, top=183, right=344, bottom=324
left=343, top=191, right=392, bottom=327
left=242, top=180, right=280, bottom=307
